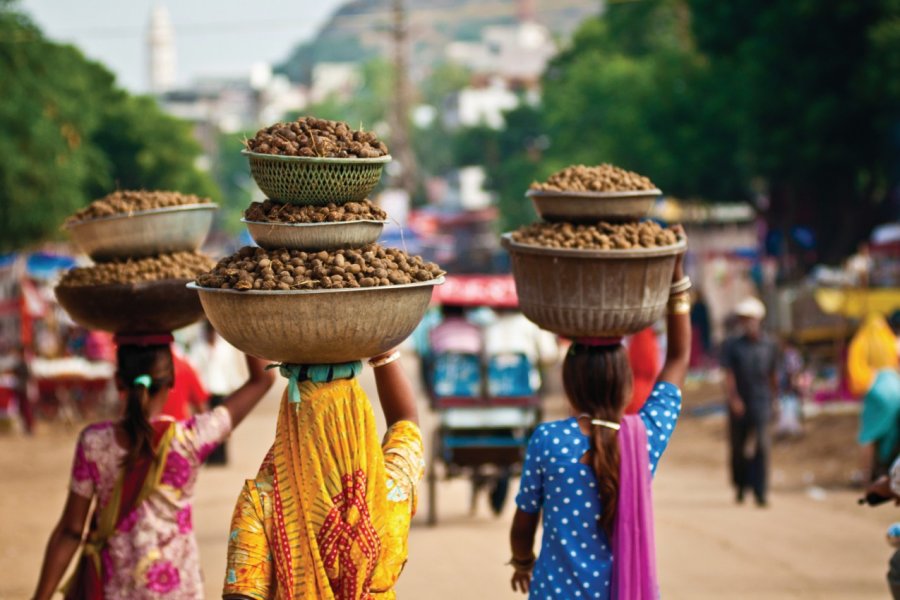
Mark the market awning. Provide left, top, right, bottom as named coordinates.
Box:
left=814, top=287, right=900, bottom=318
left=432, top=274, right=518, bottom=308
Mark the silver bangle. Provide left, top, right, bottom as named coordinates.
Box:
left=670, top=276, right=692, bottom=295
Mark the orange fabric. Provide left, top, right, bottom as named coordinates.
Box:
left=626, top=328, right=660, bottom=414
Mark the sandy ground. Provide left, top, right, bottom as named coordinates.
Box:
left=2, top=361, right=894, bottom=600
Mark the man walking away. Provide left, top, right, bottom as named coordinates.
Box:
left=722, top=297, right=778, bottom=507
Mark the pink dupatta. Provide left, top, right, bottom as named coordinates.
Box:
left=611, top=414, right=659, bottom=600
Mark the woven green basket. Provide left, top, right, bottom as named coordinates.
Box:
left=243, top=150, right=391, bottom=205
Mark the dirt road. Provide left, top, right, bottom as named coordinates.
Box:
left=2, top=363, right=893, bottom=599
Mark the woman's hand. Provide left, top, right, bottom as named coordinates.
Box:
left=866, top=475, right=894, bottom=501
left=511, top=569, right=532, bottom=594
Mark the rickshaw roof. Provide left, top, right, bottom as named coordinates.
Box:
left=432, top=274, right=518, bottom=309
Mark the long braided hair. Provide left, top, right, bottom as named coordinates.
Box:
left=562, top=342, right=632, bottom=537
left=116, top=344, right=174, bottom=468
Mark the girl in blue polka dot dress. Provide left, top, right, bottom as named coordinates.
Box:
left=509, top=249, right=691, bottom=600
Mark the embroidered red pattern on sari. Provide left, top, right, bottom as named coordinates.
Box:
left=316, top=470, right=382, bottom=599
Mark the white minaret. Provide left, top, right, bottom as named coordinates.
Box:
left=147, top=4, right=176, bottom=94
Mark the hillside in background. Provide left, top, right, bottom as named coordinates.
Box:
left=277, top=0, right=599, bottom=83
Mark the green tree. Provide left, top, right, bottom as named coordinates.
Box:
left=541, top=0, right=746, bottom=204
left=688, top=0, right=900, bottom=265
left=0, top=0, right=218, bottom=252
left=91, top=95, right=218, bottom=199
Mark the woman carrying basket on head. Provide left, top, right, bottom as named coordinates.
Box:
left=222, top=349, right=425, bottom=600
left=32, top=335, right=275, bottom=600
left=508, top=239, right=691, bottom=600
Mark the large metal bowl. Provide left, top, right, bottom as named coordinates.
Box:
left=502, top=234, right=685, bottom=338
left=527, top=189, right=661, bottom=222
left=243, top=150, right=391, bottom=205
left=189, top=277, right=443, bottom=364
left=242, top=218, right=386, bottom=251
left=64, top=204, right=217, bottom=261
left=55, top=279, right=204, bottom=334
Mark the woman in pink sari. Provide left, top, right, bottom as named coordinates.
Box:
left=509, top=247, right=691, bottom=599
left=32, top=335, right=274, bottom=600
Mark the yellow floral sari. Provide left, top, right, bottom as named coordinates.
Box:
left=224, top=374, right=424, bottom=600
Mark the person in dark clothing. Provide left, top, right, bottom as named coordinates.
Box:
left=14, top=344, right=34, bottom=435
left=722, top=297, right=778, bottom=507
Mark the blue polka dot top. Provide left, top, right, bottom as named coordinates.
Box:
left=515, top=381, right=682, bottom=599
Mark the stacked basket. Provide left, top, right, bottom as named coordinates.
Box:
left=502, top=165, right=684, bottom=338
left=191, top=117, right=444, bottom=365
left=55, top=192, right=218, bottom=334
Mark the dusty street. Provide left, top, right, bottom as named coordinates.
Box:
left=2, top=361, right=892, bottom=599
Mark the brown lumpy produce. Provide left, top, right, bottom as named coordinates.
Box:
left=511, top=221, right=679, bottom=250
left=245, top=116, right=389, bottom=159
left=196, top=244, right=444, bottom=291
left=66, top=190, right=211, bottom=225
left=59, top=252, right=216, bottom=287
left=244, top=199, right=387, bottom=224
left=530, top=164, right=656, bottom=193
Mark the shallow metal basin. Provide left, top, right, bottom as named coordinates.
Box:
left=189, top=277, right=443, bottom=364
left=242, top=218, right=385, bottom=251
left=55, top=279, right=205, bottom=334
left=64, top=204, right=217, bottom=261
left=527, top=189, right=661, bottom=222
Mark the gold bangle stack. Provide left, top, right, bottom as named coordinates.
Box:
left=668, top=291, right=691, bottom=315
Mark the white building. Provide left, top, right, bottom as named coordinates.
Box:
left=161, top=70, right=307, bottom=134
left=446, top=21, right=556, bottom=84
left=443, top=78, right=519, bottom=130
left=310, top=62, right=362, bottom=104
left=147, top=4, right=176, bottom=94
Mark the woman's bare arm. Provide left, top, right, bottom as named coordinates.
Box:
left=222, top=355, right=276, bottom=428
left=32, top=491, right=92, bottom=600
left=509, top=509, right=540, bottom=594
left=372, top=353, right=418, bottom=426
left=657, top=236, right=691, bottom=390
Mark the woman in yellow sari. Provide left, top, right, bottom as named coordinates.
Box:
left=222, top=350, right=424, bottom=600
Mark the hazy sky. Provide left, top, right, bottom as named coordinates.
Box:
left=18, top=0, right=344, bottom=92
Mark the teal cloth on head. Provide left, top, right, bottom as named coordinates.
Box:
left=268, top=361, right=363, bottom=403
left=859, top=369, right=900, bottom=464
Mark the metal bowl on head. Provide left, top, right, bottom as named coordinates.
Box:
left=55, top=279, right=205, bottom=334
left=527, top=189, right=661, bottom=222
left=242, top=150, right=391, bottom=205
left=189, top=277, right=443, bottom=364
left=242, top=218, right=386, bottom=251
left=64, top=204, right=217, bottom=261
left=502, top=233, right=685, bottom=338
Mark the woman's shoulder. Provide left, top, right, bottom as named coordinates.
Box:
left=532, top=418, right=581, bottom=440
left=78, top=420, right=116, bottom=442
left=649, top=381, right=682, bottom=400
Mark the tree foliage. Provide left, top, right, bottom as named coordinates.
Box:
left=0, top=1, right=218, bottom=252
left=461, top=0, right=900, bottom=267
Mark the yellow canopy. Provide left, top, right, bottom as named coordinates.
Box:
left=814, top=287, right=900, bottom=318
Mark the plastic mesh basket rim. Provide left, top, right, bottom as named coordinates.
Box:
left=244, top=150, right=390, bottom=204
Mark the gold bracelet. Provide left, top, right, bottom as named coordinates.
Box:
left=368, top=350, right=401, bottom=368
left=668, top=291, right=691, bottom=315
